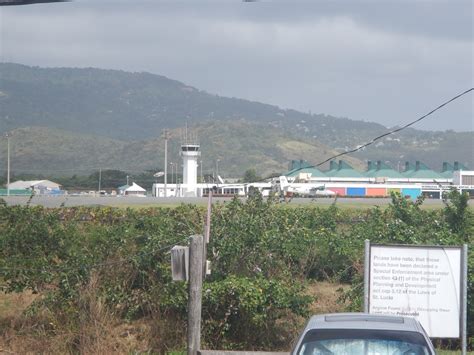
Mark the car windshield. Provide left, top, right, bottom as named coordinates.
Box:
left=297, top=329, right=432, bottom=355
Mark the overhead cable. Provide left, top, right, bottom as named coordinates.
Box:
left=296, top=87, right=473, bottom=171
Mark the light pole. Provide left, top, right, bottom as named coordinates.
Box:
left=200, top=160, right=203, bottom=183
left=98, top=168, right=102, bottom=195
left=170, top=162, right=174, bottom=185
left=162, top=129, right=170, bottom=197
left=216, top=159, right=220, bottom=182
left=6, top=133, right=10, bottom=196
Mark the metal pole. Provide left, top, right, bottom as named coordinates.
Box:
left=98, top=168, right=102, bottom=195
left=6, top=134, right=10, bottom=196
left=364, top=239, right=370, bottom=313
left=461, top=244, right=468, bottom=355
left=187, top=235, right=203, bottom=355
left=205, top=191, right=212, bottom=244
left=203, top=190, right=212, bottom=276
left=163, top=130, right=169, bottom=198
left=171, top=162, right=174, bottom=185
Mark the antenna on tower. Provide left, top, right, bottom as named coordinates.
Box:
left=185, top=123, right=188, bottom=145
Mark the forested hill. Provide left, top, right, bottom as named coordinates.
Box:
left=0, top=63, right=472, bottom=173
left=0, top=62, right=385, bottom=141
left=0, top=123, right=364, bottom=178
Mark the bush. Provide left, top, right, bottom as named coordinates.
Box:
left=0, top=191, right=472, bottom=351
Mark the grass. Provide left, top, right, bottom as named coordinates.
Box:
left=0, top=281, right=344, bottom=353
left=0, top=290, right=37, bottom=318
left=107, top=197, right=469, bottom=210
left=0, top=281, right=471, bottom=354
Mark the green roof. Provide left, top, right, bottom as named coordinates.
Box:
left=288, top=160, right=312, bottom=171
left=402, top=161, right=443, bottom=179
left=439, top=162, right=469, bottom=178
left=286, top=167, right=327, bottom=178
left=365, top=161, right=404, bottom=178
left=453, top=161, right=468, bottom=170
left=439, top=170, right=454, bottom=178
left=365, top=161, right=377, bottom=174
left=325, top=160, right=365, bottom=178
left=402, top=162, right=415, bottom=175
left=441, top=162, right=454, bottom=173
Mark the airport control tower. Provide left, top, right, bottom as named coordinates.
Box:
left=180, top=141, right=201, bottom=197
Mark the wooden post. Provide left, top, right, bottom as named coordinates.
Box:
left=188, top=235, right=204, bottom=355
left=203, top=190, right=212, bottom=276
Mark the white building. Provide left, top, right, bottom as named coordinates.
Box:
left=154, top=141, right=203, bottom=197
left=180, top=143, right=201, bottom=197
left=452, top=170, right=474, bottom=196
left=121, top=182, right=147, bottom=197
left=7, top=180, right=62, bottom=194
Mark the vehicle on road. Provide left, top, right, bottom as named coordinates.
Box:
left=291, top=313, right=435, bottom=355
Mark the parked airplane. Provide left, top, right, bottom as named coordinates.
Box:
left=278, top=176, right=336, bottom=198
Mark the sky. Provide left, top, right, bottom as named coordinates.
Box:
left=0, top=0, right=473, bottom=131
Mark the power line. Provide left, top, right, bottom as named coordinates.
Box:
left=200, top=88, right=474, bottom=188
left=314, top=88, right=473, bottom=168
left=286, top=87, right=474, bottom=173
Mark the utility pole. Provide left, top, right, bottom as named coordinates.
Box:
left=187, top=235, right=204, bottom=355
left=6, top=133, right=10, bottom=196
left=98, top=168, right=102, bottom=195
left=200, top=160, right=203, bottom=183
left=170, top=162, right=174, bottom=185
left=162, top=129, right=170, bottom=197
left=203, top=190, right=212, bottom=276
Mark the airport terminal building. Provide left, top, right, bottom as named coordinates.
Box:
left=153, top=154, right=473, bottom=199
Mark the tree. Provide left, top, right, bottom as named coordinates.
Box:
left=443, top=188, right=472, bottom=242
left=242, top=169, right=261, bottom=183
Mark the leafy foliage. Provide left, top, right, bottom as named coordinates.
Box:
left=242, top=169, right=262, bottom=183
left=0, top=192, right=472, bottom=351
left=337, top=192, right=473, bottom=347
left=443, top=188, right=473, bottom=242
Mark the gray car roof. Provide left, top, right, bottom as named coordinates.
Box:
left=304, top=313, right=423, bottom=332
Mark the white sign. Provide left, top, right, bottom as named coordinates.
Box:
left=369, top=245, right=462, bottom=338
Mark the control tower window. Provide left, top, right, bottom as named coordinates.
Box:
left=182, top=146, right=200, bottom=152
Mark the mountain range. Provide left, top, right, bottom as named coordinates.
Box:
left=0, top=63, right=472, bottom=178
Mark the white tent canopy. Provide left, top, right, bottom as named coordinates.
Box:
left=7, top=180, right=61, bottom=190
left=124, top=182, right=146, bottom=195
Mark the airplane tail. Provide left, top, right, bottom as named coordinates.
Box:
left=279, top=176, right=290, bottom=189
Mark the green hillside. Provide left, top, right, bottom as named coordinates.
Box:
left=0, top=63, right=398, bottom=143
left=0, top=63, right=472, bottom=174
left=0, top=123, right=363, bottom=178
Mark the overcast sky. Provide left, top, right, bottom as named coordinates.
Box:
left=1, top=0, right=473, bottom=131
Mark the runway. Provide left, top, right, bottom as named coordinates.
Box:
left=1, top=195, right=463, bottom=208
